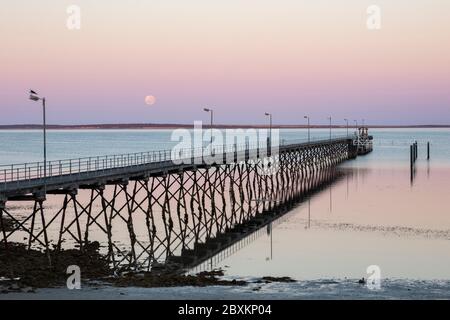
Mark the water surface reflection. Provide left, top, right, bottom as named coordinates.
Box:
left=209, top=165, right=450, bottom=280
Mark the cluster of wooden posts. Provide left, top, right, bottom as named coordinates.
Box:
left=410, top=141, right=430, bottom=181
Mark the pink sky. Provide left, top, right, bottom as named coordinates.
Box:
left=1, top=0, right=449, bottom=125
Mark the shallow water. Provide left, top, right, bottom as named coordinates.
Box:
left=2, top=278, right=450, bottom=300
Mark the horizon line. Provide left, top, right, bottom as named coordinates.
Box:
left=1, top=123, right=450, bottom=130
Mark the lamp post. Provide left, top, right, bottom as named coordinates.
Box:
left=265, top=112, right=272, bottom=145
left=304, top=115, right=310, bottom=142
left=327, top=116, right=332, bottom=140
left=344, top=118, right=349, bottom=136
left=29, top=90, right=47, bottom=183
left=203, top=108, right=213, bottom=145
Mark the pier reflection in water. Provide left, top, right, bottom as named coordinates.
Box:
left=208, top=164, right=450, bottom=280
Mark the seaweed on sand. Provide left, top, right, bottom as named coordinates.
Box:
left=0, top=241, right=111, bottom=289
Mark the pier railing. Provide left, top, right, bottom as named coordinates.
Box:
left=0, top=135, right=353, bottom=189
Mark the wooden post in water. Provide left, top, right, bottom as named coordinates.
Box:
left=415, top=141, right=418, bottom=161
left=410, top=144, right=413, bottom=177
left=427, top=142, right=430, bottom=160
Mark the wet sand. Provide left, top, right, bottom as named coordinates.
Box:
left=2, top=279, right=450, bottom=300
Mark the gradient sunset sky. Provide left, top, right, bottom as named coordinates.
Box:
left=1, top=0, right=449, bottom=125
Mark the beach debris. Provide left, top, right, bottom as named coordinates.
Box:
left=112, top=269, right=246, bottom=288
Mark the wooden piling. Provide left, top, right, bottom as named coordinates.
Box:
left=427, top=142, right=430, bottom=160
left=415, top=141, right=418, bottom=161
left=410, top=144, right=413, bottom=171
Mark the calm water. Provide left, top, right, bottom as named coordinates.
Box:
left=1, top=128, right=450, bottom=282
left=206, top=129, right=450, bottom=281
left=1, top=128, right=450, bottom=165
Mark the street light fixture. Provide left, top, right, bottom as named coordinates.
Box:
left=203, top=108, right=213, bottom=145
left=29, top=90, right=47, bottom=184
left=265, top=112, right=272, bottom=145
left=304, top=115, right=310, bottom=142
left=344, top=118, right=349, bottom=136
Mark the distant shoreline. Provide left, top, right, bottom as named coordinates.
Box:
left=1, top=123, right=450, bottom=130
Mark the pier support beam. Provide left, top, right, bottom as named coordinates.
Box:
left=0, top=196, right=5, bottom=208
left=347, top=140, right=358, bottom=159
left=0, top=200, right=7, bottom=247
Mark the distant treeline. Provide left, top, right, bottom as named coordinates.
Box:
left=0, top=123, right=449, bottom=130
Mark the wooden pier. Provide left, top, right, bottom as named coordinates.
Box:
left=0, top=135, right=370, bottom=272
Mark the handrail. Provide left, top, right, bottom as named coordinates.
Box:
left=0, top=135, right=354, bottom=187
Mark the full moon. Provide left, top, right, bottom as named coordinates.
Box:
left=145, top=95, right=156, bottom=105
